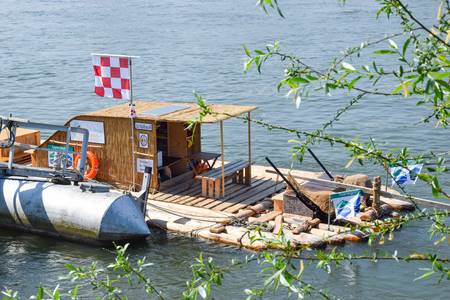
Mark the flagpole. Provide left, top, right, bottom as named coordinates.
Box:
left=129, top=58, right=136, bottom=190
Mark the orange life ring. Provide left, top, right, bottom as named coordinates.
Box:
left=74, top=151, right=99, bottom=180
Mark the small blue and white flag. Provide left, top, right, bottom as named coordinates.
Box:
left=330, top=189, right=362, bottom=220
left=389, top=163, right=423, bottom=186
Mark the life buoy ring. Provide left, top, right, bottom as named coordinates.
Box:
left=74, top=151, right=99, bottom=181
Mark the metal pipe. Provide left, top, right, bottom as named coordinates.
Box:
left=307, top=148, right=334, bottom=181
left=7, top=126, right=16, bottom=170
left=0, top=115, right=89, bottom=178
left=265, top=157, right=327, bottom=220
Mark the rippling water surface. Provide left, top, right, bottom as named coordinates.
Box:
left=1, top=0, right=449, bottom=298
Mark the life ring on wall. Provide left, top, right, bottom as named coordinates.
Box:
left=74, top=151, right=99, bottom=180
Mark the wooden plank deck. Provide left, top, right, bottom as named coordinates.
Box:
left=149, top=175, right=285, bottom=213
left=147, top=165, right=328, bottom=214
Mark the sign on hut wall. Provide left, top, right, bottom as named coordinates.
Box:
left=135, top=122, right=152, bottom=131
left=136, top=153, right=162, bottom=173
left=70, top=120, right=105, bottom=144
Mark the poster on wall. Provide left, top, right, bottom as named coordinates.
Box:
left=136, top=158, right=153, bottom=173
left=136, top=152, right=163, bottom=173
left=70, top=120, right=105, bottom=144
left=138, top=133, right=149, bottom=148
left=48, top=144, right=74, bottom=169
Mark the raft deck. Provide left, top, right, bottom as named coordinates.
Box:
left=148, top=165, right=287, bottom=214
left=145, top=165, right=411, bottom=250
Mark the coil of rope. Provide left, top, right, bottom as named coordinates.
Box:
left=0, top=118, right=16, bottom=148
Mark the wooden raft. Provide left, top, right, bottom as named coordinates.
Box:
left=145, top=165, right=421, bottom=251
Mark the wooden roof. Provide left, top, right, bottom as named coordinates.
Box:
left=82, top=100, right=257, bottom=123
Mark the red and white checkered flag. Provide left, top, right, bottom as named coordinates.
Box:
left=92, top=55, right=131, bottom=100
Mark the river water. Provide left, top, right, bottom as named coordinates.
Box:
left=0, top=0, right=449, bottom=298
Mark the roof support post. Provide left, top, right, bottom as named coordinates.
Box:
left=220, top=120, right=225, bottom=197
left=246, top=111, right=252, bottom=184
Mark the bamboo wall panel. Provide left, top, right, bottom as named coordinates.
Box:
left=33, top=116, right=157, bottom=190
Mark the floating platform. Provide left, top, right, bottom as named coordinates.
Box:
left=144, top=165, right=415, bottom=251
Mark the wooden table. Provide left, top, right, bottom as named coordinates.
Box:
left=189, top=152, right=221, bottom=175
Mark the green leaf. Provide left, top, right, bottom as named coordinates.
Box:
left=374, top=49, right=397, bottom=55
left=290, top=76, right=309, bottom=84
left=391, top=84, right=403, bottom=95
left=279, top=273, right=290, bottom=287
left=243, top=45, right=251, bottom=57
left=306, top=74, right=319, bottom=81
left=36, top=287, right=44, bottom=300
left=244, top=58, right=254, bottom=72
left=402, top=37, right=411, bottom=57
left=414, top=270, right=435, bottom=281
left=430, top=72, right=450, bottom=80
left=348, top=75, right=362, bottom=90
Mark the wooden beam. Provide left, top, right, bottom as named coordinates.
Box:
left=246, top=111, right=252, bottom=184
left=151, top=120, right=158, bottom=190
left=220, top=121, right=225, bottom=197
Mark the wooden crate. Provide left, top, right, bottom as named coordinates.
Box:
left=0, top=128, right=40, bottom=160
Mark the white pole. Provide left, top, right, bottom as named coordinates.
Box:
left=129, top=57, right=136, bottom=190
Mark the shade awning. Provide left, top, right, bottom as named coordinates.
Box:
left=83, top=100, right=257, bottom=123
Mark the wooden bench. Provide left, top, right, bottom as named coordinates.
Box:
left=196, top=160, right=250, bottom=198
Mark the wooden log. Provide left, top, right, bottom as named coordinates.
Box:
left=306, top=228, right=345, bottom=245
left=317, top=223, right=366, bottom=242
left=248, top=211, right=282, bottom=225
left=308, top=218, right=321, bottom=228
left=372, top=176, right=381, bottom=212
left=360, top=203, right=393, bottom=221
left=360, top=208, right=379, bottom=221
left=381, top=196, right=415, bottom=211
left=247, top=217, right=257, bottom=223
left=146, top=200, right=232, bottom=222
left=273, top=215, right=284, bottom=234
left=338, top=216, right=374, bottom=228
left=209, top=224, right=226, bottom=234
left=292, top=223, right=311, bottom=234
left=283, top=213, right=313, bottom=227
left=379, top=203, right=393, bottom=217
left=282, top=230, right=327, bottom=249
left=272, top=192, right=285, bottom=213
left=231, top=200, right=273, bottom=221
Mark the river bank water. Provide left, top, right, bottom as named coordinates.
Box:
left=1, top=0, right=448, bottom=298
